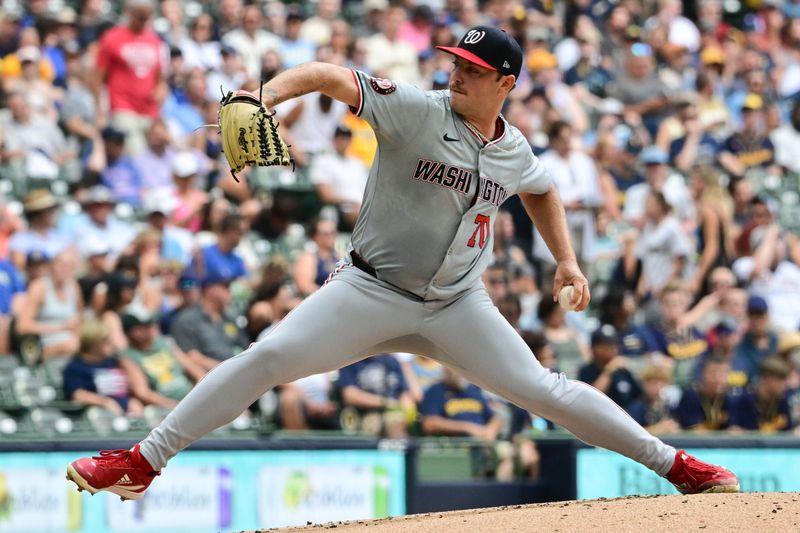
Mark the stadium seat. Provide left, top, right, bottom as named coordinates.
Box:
left=83, top=406, right=135, bottom=436
left=0, top=410, right=18, bottom=435
left=28, top=406, right=74, bottom=435
left=0, top=355, right=19, bottom=374
left=416, top=440, right=474, bottom=481
left=257, top=389, right=279, bottom=421
left=42, top=357, right=69, bottom=391
left=10, top=365, right=47, bottom=408
left=143, top=405, right=171, bottom=430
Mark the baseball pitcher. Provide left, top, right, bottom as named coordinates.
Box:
left=67, top=26, right=739, bottom=500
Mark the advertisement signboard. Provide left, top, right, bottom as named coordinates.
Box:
left=0, top=468, right=81, bottom=532
left=257, top=463, right=391, bottom=527
left=577, top=448, right=800, bottom=499
left=105, top=466, right=232, bottom=531
left=0, top=449, right=405, bottom=533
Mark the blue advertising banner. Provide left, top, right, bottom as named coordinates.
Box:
left=577, top=448, right=800, bottom=499
left=0, top=449, right=406, bottom=533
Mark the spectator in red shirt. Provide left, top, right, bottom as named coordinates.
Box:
left=92, top=0, right=167, bottom=155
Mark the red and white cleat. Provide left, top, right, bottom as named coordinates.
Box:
left=666, top=449, right=740, bottom=494
left=66, top=444, right=160, bottom=501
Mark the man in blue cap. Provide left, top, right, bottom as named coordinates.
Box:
left=734, top=296, right=779, bottom=381
left=579, top=324, right=642, bottom=410
left=169, top=272, right=248, bottom=371
left=623, top=144, right=693, bottom=226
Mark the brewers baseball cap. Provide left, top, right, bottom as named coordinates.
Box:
left=121, top=304, right=158, bottom=332
left=713, top=317, right=739, bottom=336
left=747, top=295, right=768, bottom=315
left=220, top=44, right=238, bottom=57
left=101, top=126, right=126, bottom=143
left=178, top=271, right=200, bottom=290
left=26, top=250, right=51, bottom=267
left=200, top=271, right=235, bottom=288
left=591, top=324, right=618, bottom=346
left=436, top=25, right=523, bottom=79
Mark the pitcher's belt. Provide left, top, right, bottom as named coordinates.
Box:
left=350, top=251, right=377, bottom=278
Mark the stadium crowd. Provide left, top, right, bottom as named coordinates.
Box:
left=2, top=0, right=800, bottom=480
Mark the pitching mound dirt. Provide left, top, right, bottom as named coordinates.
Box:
left=250, top=492, right=800, bottom=533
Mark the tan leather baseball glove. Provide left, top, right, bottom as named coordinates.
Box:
left=217, top=89, right=292, bottom=180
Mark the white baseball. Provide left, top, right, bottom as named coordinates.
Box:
left=558, top=286, right=577, bottom=311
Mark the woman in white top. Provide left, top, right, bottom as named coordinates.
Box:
left=9, top=190, right=70, bottom=271
left=633, top=191, right=692, bottom=300
left=179, top=14, right=222, bottom=72
left=275, top=92, right=347, bottom=167
left=16, top=251, right=83, bottom=360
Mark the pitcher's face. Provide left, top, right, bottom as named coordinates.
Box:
left=449, top=59, right=510, bottom=117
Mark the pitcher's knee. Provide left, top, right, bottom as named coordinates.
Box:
left=245, top=338, right=316, bottom=382
left=247, top=340, right=285, bottom=366
left=502, top=370, right=575, bottom=417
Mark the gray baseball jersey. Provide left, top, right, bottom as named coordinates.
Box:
left=348, top=70, right=551, bottom=300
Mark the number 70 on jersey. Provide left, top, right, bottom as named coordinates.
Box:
left=467, top=215, right=491, bottom=249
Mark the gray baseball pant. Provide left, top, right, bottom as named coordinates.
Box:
left=140, top=266, right=676, bottom=475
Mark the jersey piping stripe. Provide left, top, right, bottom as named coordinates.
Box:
left=486, top=118, right=508, bottom=146
left=350, top=70, right=365, bottom=117
left=323, top=263, right=348, bottom=286
left=462, top=117, right=508, bottom=147
left=572, top=379, right=665, bottom=469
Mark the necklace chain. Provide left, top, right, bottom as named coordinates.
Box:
left=464, top=118, right=491, bottom=144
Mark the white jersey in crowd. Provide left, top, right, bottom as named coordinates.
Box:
left=732, top=257, right=800, bottom=332
left=533, top=149, right=601, bottom=265
left=221, top=28, right=281, bottom=80
left=309, top=152, right=370, bottom=205
left=636, top=214, right=692, bottom=293
left=275, top=92, right=348, bottom=155
left=623, top=173, right=695, bottom=223
left=365, top=33, right=422, bottom=87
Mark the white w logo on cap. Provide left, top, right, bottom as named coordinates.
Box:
left=463, top=30, right=485, bottom=44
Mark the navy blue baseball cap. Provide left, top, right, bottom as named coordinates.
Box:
left=591, top=324, right=618, bottom=346
left=200, top=271, right=234, bottom=288
left=26, top=250, right=51, bottom=266
left=747, top=295, right=768, bottom=315
left=220, top=44, right=238, bottom=56
left=178, top=271, right=200, bottom=290
left=437, top=25, right=523, bottom=79
left=714, top=317, right=739, bottom=336
left=101, top=126, right=126, bottom=143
